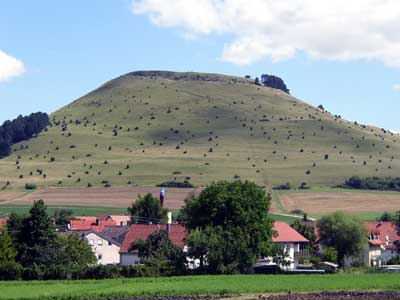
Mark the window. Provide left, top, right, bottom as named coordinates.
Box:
left=89, top=239, right=94, bottom=246
left=108, top=241, right=112, bottom=246
left=98, top=254, right=102, bottom=260
left=98, top=239, right=103, bottom=246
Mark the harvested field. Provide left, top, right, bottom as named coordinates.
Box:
left=0, top=191, right=25, bottom=202
left=263, top=291, right=400, bottom=300
left=280, top=191, right=400, bottom=214
left=0, top=187, right=201, bottom=210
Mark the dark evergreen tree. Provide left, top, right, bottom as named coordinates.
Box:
left=0, top=112, right=49, bottom=158
left=14, top=199, right=61, bottom=266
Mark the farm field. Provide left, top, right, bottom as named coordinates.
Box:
left=1, top=186, right=399, bottom=221
left=1, top=274, right=400, bottom=300
left=0, top=186, right=199, bottom=210
left=276, top=188, right=400, bottom=215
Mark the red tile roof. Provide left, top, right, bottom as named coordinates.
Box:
left=107, top=215, right=131, bottom=225
left=120, top=224, right=186, bottom=253
left=75, top=216, right=97, bottom=222
left=272, top=221, right=309, bottom=243
left=69, top=218, right=116, bottom=232
left=366, top=222, right=400, bottom=250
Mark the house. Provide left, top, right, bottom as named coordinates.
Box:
left=0, top=217, right=8, bottom=233
left=69, top=215, right=130, bottom=232
left=107, top=215, right=131, bottom=226
left=272, top=221, right=309, bottom=269
left=84, top=225, right=128, bottom=265
left=119, top=224, right=186, bottom=266
left=365, top=222, right=400, bottom=266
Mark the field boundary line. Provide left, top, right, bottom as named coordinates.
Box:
left=272, top=190, right=287, bottom=214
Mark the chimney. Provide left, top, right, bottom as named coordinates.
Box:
left=159, top=187, right=165, bottom=208
left=167, top=211, right=172, bottom=235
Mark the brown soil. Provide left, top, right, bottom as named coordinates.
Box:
left=280, top=192, right=400, bottom=214
left=81, top=296, right=226, bottom=300
left=0, top=187, right=202, bottom=210
left=261, top=291, right=400, bottom=300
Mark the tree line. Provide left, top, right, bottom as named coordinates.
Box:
left=0, top=112, right=49, bottom=158
left=341, top=176, right=400, bottom=192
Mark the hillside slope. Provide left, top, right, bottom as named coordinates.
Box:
left=1, top=71, right=399, bottom=188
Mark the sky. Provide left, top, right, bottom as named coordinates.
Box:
left=1, top=0, right=400, bottom=131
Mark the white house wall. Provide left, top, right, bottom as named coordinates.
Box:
left=85, top=232, right=121, bottom=265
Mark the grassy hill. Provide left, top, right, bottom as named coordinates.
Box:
left=0, top=70, right=399, bottom=189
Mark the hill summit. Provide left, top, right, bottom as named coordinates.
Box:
left=1, top=70, right=399, bottom=188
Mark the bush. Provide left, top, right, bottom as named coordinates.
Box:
left=299, top=182, right=310, bottom=190
left=309, top=256, right=321, bottom=265
left=25, top=183, right=37, bottom=190
left=157, top=181, right=194, bottom=188
left=291, top=209, right=305, bottom=215
left=0, top=263, right=23, bottom=280
left=387, top=256, right=400, bottom=265
left=272, top=182, right=292, bottom=190
left=0, top=263, right=163, bottom=281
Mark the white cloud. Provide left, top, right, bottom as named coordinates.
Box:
left=132, top=0, right=400, bottom=66
left=393, top=84, right=400, bottom=91
left=0, top=50, right=25, bottom=82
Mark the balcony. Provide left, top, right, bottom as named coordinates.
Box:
left=294, top=249, right=310, bottom=259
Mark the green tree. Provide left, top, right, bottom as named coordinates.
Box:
left=317, top=211, right=367, bottom=267
left=322, top=247, right=338, bottom=264
left=59, top=233, right=96, bottom=266
left=291, top=220, right=315, bottom=252
left=0, top=227, right=17, bottom=264
left=15, top=199, right=61, bottom=266
left=6, top=212, right=24, bottom=243
left=128, top=193, right=168, bottom=224
left=184, top=228, right=209, bottom=272
left=179, top=180, right=274, bottom=273
left=130, top=230, right=186, bottom=275
left=53, top=209, right=74, bottom=228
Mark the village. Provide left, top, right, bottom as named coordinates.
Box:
left=1, top=185, right=399, bottom=275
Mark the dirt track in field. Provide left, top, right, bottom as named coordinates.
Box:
left=281, top=191, right=400, bottom=214
left=0, top=187, right=201, bottom=210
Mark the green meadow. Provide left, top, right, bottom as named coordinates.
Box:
left=1, top=274, right=400, bottom=300
left=0, top=71, right=398, bottom=190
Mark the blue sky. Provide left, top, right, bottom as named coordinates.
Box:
left=1, top=0, right=400, bottom=131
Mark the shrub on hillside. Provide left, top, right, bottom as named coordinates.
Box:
left=25, top=183, right=37, bottom=190
left=157, top=181, right=194, bottom=188
left=272, top=182, right=292, bottom=190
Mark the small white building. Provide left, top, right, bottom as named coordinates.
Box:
left=271, top=221, right=309, bottom=269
